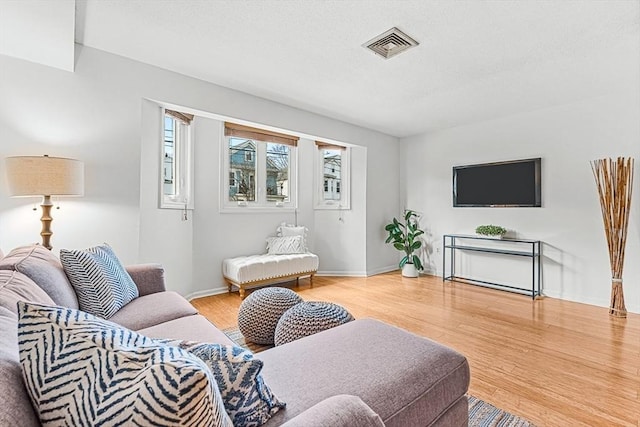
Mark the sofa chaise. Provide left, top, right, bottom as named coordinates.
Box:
left=0, top=244, right=470, bottom=426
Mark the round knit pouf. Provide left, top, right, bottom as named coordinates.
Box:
left=274, top=301, right=354, bottom=346
left=238, top=287, right=303, bottom=345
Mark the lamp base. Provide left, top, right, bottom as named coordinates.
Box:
left=40, top=195, right=53, bottom=250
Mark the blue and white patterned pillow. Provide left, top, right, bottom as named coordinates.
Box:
left=17, top=302, right=233, bottom=427
left=60, top=243, right=139, bottom=319
left=174, top=341, right=286, bottom=427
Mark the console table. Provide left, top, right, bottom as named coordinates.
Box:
left=442, top=234, right=541, bottom=299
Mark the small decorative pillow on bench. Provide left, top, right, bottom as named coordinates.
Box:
left=266, top=235, right=306, bottom=255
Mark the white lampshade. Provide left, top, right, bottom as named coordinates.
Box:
left=5, top=155, right=84, bottom=197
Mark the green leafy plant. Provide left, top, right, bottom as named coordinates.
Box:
left=475, top=225, right=507, bottom=236
left=384, top=210, right=424, bottom=270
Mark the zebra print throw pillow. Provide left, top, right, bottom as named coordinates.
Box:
left=60, top=243, right=138, bottom=319
left=17, top=302, right=233, bottom=427
left=171, top=341, right=286, bottom=427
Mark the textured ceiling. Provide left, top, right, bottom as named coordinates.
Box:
left=74, top=0, right=640, bottom=138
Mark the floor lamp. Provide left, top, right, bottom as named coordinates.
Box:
left=5, top=155, right=84, bottom=250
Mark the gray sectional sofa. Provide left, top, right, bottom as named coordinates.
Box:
left=0, top=244, right=470, bottom=426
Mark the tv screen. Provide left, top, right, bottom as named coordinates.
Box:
left=453, top=158, right=541, bottom=207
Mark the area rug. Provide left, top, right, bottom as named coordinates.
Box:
left=468, top=395, right=535, bottom=426
left=221, top=326, right=273, bottom=353
left=222, top=326, right=535, bottom=427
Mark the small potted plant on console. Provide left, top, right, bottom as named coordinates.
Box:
left=385, top=209, right=424, bottom=277
left=475, top=224, right=507, bottom=239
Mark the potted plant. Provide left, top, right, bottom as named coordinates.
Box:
left=384, top=210, right=424, bottom=277
left=475, top=225, right=507, bottom=238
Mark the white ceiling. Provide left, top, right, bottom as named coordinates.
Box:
left=6, top=1, right=640, bottom=138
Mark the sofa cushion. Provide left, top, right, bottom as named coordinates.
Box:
left=0, top=307, right=40, bottom=427
left=280, top=395, right=384, bottom=427
left=17, top=301, right=232, bottom=427
left=0, top=245, right=78, bottom=308
left=108, top=290, right=198, bottom=330
left=259, top=318, right=470, bottom=427
left=60, top=243, right=139, bottom=319
left=138, top=314, right=235, bottom=345
left=180, top=342, right=286, bottom=427
left=0, top=270, right=55, bottom=315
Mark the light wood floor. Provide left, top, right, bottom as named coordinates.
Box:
left=191, top=273, right=640, bottom=427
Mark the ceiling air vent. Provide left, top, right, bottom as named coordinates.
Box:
left=363, top=27, right=419, bottom=59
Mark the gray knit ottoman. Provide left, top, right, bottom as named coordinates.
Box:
left=274, top=301, right=354, bottom=346
left=238, top=287, right=303, bottom=345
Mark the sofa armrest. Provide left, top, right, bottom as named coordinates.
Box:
left=280, top=395, right=385, bottom=427
left=125, top=264, right=166, bottom=296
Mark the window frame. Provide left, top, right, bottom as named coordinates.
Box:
left=220, top=124, right=298, bottom=212
left=160, top=108, right=194, bottom=210
left=314, top=142, right=351, bottom=210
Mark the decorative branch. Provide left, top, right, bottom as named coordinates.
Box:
left=590, top=157, right=634, bottom=317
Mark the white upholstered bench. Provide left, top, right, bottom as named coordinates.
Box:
left=223, top=253, right=319, bottom=298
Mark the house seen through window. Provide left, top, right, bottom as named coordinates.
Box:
left=223, top=122, right=298, bottom=210
left=316, top=141, right=350, bottom=209
left=161, top=108, right=194, bottom=209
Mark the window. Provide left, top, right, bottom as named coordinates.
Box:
left=315, top=141, right=350, bottom=209
left=161, top=109, right=194, bottom=209
left=222, top=122, right=298, bottom=211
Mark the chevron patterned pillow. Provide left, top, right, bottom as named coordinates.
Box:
left=266, top=235, right=306, bottom=254
left=17, top=302, right=233, bottom=427
left=60, top=243, right=138, bottom=319
left=169, top=341, right=286, bottom=427
left=276, top=223, right=309, bottom=251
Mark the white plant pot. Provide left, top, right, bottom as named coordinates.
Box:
left=402, top=263, right=419, bottom=278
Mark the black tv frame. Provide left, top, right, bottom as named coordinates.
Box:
left=453, top=158, right=542, bottom=207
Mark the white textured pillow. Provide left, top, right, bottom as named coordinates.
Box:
left=266, top=235, right=306, bottom=255
left=276, top=223, right=308, bottom=251
left=17, top=302, right=232, bottom=427
left=60, top=243, right=138, bottom=319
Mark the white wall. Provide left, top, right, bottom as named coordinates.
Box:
left=0, top=45, right=400, bottom=296
left=400, top=92, right=640, bottom=313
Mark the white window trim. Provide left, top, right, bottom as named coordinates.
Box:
left=315, top=146, right=351, bottom=210
left=160, top=108, right=194, bottom=210
left=220, top=133, right=298, bottom=213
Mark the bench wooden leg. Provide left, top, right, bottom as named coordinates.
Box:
left=310, top=274, right=314, bottom=287
left=239, top=286, right=246, bottom=299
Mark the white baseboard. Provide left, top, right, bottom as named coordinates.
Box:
left=366, top=265, right=399, bottom=276
left=316, top=270, right=368, bottom=277
left=186, top=286, right=229, bottom=301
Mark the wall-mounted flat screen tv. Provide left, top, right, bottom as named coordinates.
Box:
left=453, top=158, right=541, bottom=207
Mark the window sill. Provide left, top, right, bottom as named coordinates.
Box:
left=219, top=206, right=298, bottom=214
left=314, top=203, right=350, bottom=211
